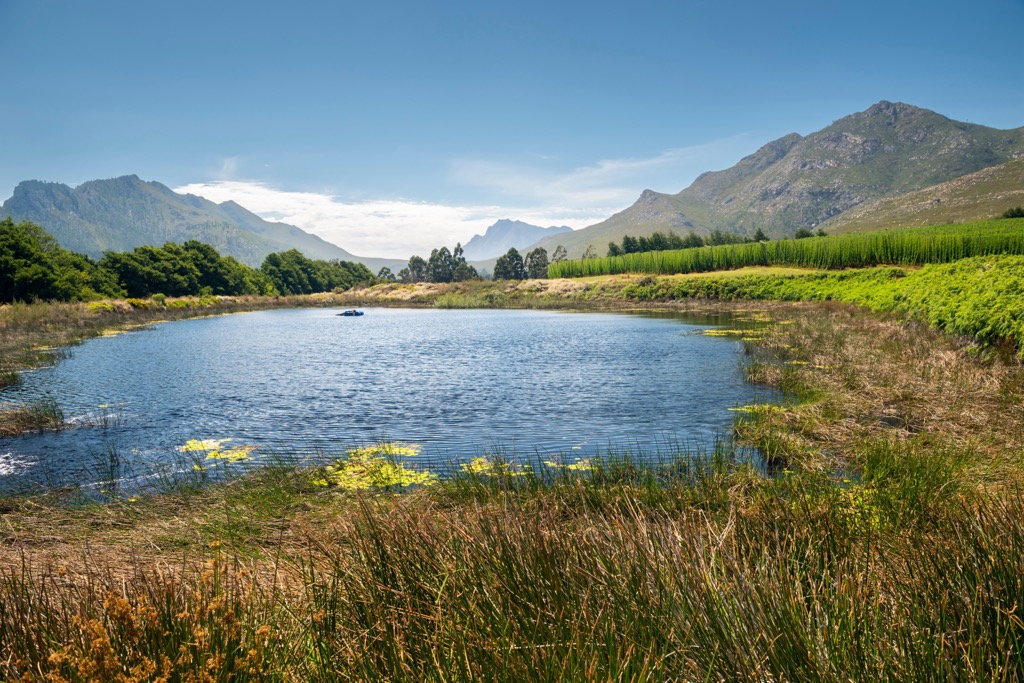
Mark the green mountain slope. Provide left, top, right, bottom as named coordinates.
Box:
left=526, top=101, right=1024, bottom=258
left=820, top=157, right=1024, bottom=234
left=0, top=175, right=405, bottom=271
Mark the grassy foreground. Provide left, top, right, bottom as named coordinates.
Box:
left=2, top=295, right=1024, bottom=680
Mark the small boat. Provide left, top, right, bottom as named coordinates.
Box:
left=338, top=309, right=364, bottom=317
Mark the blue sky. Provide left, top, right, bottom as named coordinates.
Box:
left=2, top=0, right=1022, bottom=257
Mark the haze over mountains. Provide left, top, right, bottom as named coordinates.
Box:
left=461, top=220, right=572, bottom=261
left=521, top=101, right=1024, bottom=258
left=0, top=176, right=407, bottom=272
left=3, top=101, right=1021, bottom=271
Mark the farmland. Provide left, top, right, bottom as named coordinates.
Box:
left=548, top=217, right=1024, bottom=277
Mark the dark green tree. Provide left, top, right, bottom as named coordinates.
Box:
left=0, top=218, right=122, bottom=302
left=493, top=247, right=527, bottom=280
left=525, top=247, right=549, bottom=279
left=100, top=244, right=202, bottom=297
left=452, top=261, right=479, bottom=281
left=752, top=227, right=768, bottom=242
left=427, top=247, right=455, bottom=283
left=259, top=250, right=317, bottom=295
left=377, top=266, right=396, bottom=282
left=449, top=242, right=478, bottom=281
left=551, top=245, right=568, bottom=263
left=402, top=255, right=428, bottom=283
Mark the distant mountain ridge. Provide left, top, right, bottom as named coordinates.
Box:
left=461, top=219, right=572, bottom=261
left=0, top=175, right=406, bottom=271
left=522, top=101, right=1024, bottom=258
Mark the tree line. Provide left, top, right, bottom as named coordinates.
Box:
left=382, top=243, right=568, bottom=283
left=0, top=218, right=373, bottom=304
left=606, top=227, right=827, bottom=257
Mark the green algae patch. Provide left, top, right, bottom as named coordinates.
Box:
left=178, top=438, right=235, bottom=453
left=313, top=442, right=436, bottom=490
left=728, top=404, right=787, bottom=415
left=543, top=458, right=594, bottom=472
left=460, top=456, right=530, bottom=477
left=206, top=445, right=255, bottom=462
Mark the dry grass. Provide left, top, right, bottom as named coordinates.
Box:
left=737, top=301, right=1024, bottom=486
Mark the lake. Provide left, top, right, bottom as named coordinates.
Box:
left=0, top=307, right=776, bottom=492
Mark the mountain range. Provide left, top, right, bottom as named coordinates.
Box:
left=461, top=219, right=572, bottom=261
left=4, top=101, right=1022, bottom=271
left=0, top=175, right=407, bottom=272
left=522, top=101, right=1024, bottom=258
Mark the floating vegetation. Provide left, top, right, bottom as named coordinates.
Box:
left=729, top=403, right=787, bottom=415
left=205, top=445, right=255, bottom=462
left=178, top=438, right=255, bottom=467
left=178, top=438, right=234, bottom=453
left=703, top=328, right=746, bottom=337
left=312, top=442, right=436, bottom=490
left=544, top=458, right=594, bottom=472
left=460, top=456, right=528, bottom=477
left=345, top=442, right=421, bottom=459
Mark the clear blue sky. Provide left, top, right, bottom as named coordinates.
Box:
left=2, top=0, right=1022, bottom=257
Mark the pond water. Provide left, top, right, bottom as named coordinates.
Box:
left=0, top=308, right=776, bottom=492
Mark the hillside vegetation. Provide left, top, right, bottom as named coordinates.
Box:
left=0, top=175, right=405, bottom=271
left=0, top=218, right=372, bottom=304
left=821, top=156, right=1024, bottom=234
left=523, top=101, right=1024, bottom=258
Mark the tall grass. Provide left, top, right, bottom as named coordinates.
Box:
left=549, top=217, right=1024, bottom=277
left=0, top=397, right=64, bottom=436
left=2, top=465, right=1022, bottom=681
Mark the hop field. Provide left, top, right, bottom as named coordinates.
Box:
left=548, top=217, right=1024, bottom=277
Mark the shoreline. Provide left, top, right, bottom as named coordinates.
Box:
left=2, top=273, right=1024, bottom=679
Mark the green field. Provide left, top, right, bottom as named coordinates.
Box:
left=548, top=217, right=1024, bottom=277
left=622, top=254, right=1024, bottom=353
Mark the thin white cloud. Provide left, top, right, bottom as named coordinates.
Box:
left=173, top=181, right=604, bottom=259
left=448, top=135, right=753, bottom=209
left=214, top=156, right=241, bottom=180
left=176, top=136, right=752, bottom=258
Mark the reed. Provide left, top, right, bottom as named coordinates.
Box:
left=2, top=468, right=1021, bottom=681
left=549, top=217, right=1024, bottom=278
left=0, top=397, right=64, bottom=436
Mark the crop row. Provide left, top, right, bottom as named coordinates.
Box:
left=548, top=218, right=1024, bottom=277
left=621, top=254, right=1024, bottom=353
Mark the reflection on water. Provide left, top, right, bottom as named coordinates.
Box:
left=0, top=307, right=776, bottom=492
